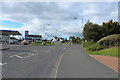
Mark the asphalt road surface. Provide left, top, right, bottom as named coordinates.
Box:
left=1, top=44, right=118, bottom=78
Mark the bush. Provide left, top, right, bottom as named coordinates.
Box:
left=98, top=34, right=120, bottom=48
left=83, top=41, right=95, bottom=47
left=87, top=43, right=104, bottom=51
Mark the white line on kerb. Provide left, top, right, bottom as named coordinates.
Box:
left=54, top=54, right=64, bottom=78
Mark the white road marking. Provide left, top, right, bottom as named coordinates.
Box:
left=54, top=54, right=64, bottom=78
left=0, top=63, right=7, bottom=66
left=23, top=54, right=35, bottom=58
left=10, top=52, right=26, bottom=57
left=10, top=55, right=23, bottom=58
left=33, top=50, right=37, bottom=51
left=15, top=55, right=23, bottom=58
left=45, top=50, right=50, bottom=52
left=63, top=48, right=66, bottom=49
left=10, top=52, right=37, bottom=59
left=27, top=53, right=33, bottom=55
left=10, top=55, right=17, bottom=57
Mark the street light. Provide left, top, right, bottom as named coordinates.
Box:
left=74, top=17, right=84, bottom=28
left=43, top=24, right=50, bottom=37
left=74, top=17, right=84, bottom=39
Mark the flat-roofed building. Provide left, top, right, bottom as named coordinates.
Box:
left=0, top=30, right=21, bottom=43
left=26, top=35, right=42, bottom=43
left=25, top=30, right=42, bottom=43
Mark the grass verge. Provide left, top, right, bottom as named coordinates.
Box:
left=83, top=41, right=119, bottom=57
left=87, top=47, right=119, bottom=57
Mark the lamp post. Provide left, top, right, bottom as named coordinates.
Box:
left=74, top=17, right=84, bottom=28
left=74, top=17, right=84, bottom=39
left=43, top=24, right=50, bottom=37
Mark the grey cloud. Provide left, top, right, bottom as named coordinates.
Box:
left=1, top=2, right=118, bottom=39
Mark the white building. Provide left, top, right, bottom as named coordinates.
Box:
left=51, top=36, right=64, bottom=42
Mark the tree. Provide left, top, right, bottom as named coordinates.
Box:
left=103, top=20, right=120, bottom=35
left=69, top=36, right=82, bottom=43
left=69, top=36, right=75, bottom=42
left=83, top=22, right=106, bottom=42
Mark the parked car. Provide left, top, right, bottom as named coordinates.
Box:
left=21, top=40, right=29, bottom=45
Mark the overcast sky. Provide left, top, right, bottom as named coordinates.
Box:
left=0, top=2, right=118, bottom=39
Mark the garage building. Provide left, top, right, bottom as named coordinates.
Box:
left=0, top=30, right=22, bottom=43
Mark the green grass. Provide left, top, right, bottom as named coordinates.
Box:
left=83, top=41, right=119, bottom=57
left=60, top=42, right=70, bottom=44
left=32, top=42, right=55, bottom=45
left=45, top=42, right=55, bottom=45
left=87, top=47, right=119, bottom=57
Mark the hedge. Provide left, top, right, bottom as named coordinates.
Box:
left=86, top=42, right=104, bottom=51
left=83, top=41, right=95, bottom=47
left=98, top=34, right=120, bottom=48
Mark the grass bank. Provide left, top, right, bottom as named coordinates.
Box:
left=88, top=47, right=119, bottom=57
left=83, top=42, right=119, bottom=57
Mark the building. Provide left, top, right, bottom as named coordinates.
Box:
left=0, top=30, right=21, bottom=44
left=51, top=36, right=65, bottom=42
left=25, top=30, right=42, bottom=43
left=9, top=37, right=19, bottom=44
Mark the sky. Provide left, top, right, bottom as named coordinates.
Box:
left=0, top=1, right=118, bottom=39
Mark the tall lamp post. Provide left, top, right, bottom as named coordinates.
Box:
left=74, top=17, right=84, bottom=39
left=74, top=18, right=84, bottom=28
left=43, top=24, right=50, bottom=38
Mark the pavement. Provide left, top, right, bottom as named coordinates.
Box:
left=1, top=44, right=118, bottom=78
left=90, top=55, right=119, bottom=73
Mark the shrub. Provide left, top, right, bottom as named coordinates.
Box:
left=87, top=43, right=104, bottom=51
left=98, top=34, right=120, bottom=48
left=83, top=41, right=95, bottom=47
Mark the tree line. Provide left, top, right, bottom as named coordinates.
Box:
left=83, top=20, right=120, bottom=42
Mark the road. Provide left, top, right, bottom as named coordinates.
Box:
left=1, top=44, right=118, bottom=78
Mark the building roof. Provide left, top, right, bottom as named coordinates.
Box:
left=0, top=30, right=21, bottom=35
left=27, top=35, right=42, bottom=37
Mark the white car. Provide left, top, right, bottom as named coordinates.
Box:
left=21, top=40, right=29, bottom=45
